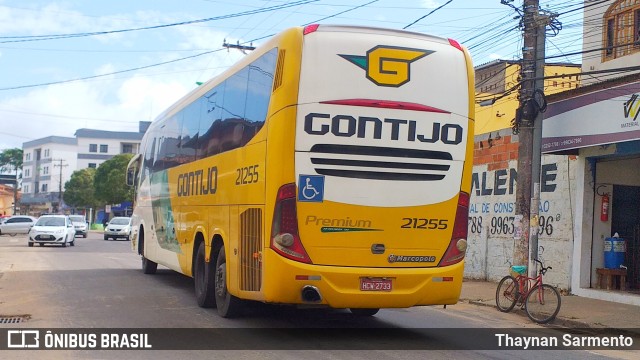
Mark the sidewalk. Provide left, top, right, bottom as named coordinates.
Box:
left=460, top=279, right=640, bottom=332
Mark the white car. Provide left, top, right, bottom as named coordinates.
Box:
left=104, top=217, right=132, bottom=241
left=28, top=215, right=77, bottom=247
left=68, top=215, right=88, bottom=238
left=0, top=215, right=37, bottom=236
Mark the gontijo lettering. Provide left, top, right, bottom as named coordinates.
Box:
left=304, top=113, right=463, bottom=145
left=177, top=166, right=218, bottom=197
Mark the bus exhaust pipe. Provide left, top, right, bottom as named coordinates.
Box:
left=301, top=285, right=322, bottom=303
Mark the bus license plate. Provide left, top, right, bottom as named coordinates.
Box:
left=360, top=278, right=392, bottom=292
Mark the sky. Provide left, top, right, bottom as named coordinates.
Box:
left=0, top=0, right=585, bottom=150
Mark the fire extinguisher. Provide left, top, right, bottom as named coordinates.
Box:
left=601, top=193, right=609, bottom=222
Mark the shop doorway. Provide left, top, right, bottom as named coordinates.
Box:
left=612, top=185, right=640, bottom=290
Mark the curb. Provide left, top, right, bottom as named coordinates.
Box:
left=462, top=298, right=597, bottom=329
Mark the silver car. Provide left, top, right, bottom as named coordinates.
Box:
left=0, top=215, right=37, bottom=236
left=69, top=215, right=88, bottom=238
left=104, top=217, right=132, bottom=241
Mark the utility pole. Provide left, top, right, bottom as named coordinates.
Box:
left=222, top=40, right=255, bottom=54
left=513, top=0, right=554, bottom=274
left=53, top=159, right=68, bottom=213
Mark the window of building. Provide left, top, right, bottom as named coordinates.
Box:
left=25, top=153, right=31, bottom=161
left=89, top=144, right=98, bottom=152
left=100, top=144, right=108, bottom=153
left=23, top=185, right=29, bottom=193
left=24, top=168, right=30, bottom=178
left=88, top=163, right=97, bottom=169
left=42, top=183, right=48, bottom=192
left=43, top=166, right=49, bottom=175
left=44, top=149, right=50, bottom=158
left=122, top=143, right=134, bottom=154
left=603, top=0, right=640, bottom=61
left=636, top=9, right=640, bottom=45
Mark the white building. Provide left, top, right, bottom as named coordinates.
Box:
left=20, top=122, right=149, bottom=214
left=75, top=128, right=144, bottom=170
left=21, top=136, right=78, bottom=213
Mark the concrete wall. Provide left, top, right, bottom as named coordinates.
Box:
left=464, top=131, right=576, bottom=290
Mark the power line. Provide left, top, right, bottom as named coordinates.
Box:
left=302, top=0, right=379, bottom=26
left=0, top=0, right=319, bottom=44
left=403, top=0, right=454, bottom=30
left=1, top=0, right=385, bottom=92
left=0, top=48, right=225, bottom=91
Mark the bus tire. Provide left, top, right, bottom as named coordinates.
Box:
left=142, top=256, right=157, bottom=274
left=194, top=242, right=216, bottom=308
left=214, top=246, right=242, bottom=318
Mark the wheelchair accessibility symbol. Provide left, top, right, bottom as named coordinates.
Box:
left=298, top=175, right=325, bottom=202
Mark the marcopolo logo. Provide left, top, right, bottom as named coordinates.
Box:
left=388, top=254, right=436, bottom=263
left=339, top=46, right=433, bottom=87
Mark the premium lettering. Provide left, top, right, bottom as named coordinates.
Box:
left=177, top=167, right=217, bottom=197
left=304, top=112, right=463, bottom=144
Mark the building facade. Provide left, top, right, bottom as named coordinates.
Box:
left=474, top=60, right=581, bottom=135
left=542, top=73, right=640, bottom=305
left=21, top=136, right=78, bottom=214
left=582, top=0, right=640, bottom=86
left=466, top=0, right=640, bottom=306
left=465, top=63, right=582, bottom=290
left=0, top=184, right=16, bottom=216
left=20, top=122, right=149, bottom=215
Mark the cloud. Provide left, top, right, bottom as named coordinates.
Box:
left=420, top=0, right=442, bottom=8
left=0, top=5, right=245, bottom=150
left=489, top=53, right=503, bottom=60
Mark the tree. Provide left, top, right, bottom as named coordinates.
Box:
left=63, top=168, right=99, bottom=209
left=94, top=154, right=134, bottom=205
left=0, top=148, right=23, bottom=175
left=0, top=148, right=23, bottom=214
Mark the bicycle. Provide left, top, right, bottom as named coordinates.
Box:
left=495, top=258, right=561, bottom=324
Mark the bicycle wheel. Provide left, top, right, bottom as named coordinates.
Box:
left=496, top=275, right=518, bottom=312
left=525, top=284, right=561, bottom=324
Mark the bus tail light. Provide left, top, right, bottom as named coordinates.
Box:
left=448, top=38, right=463, bottom=52
left=303, top=24, right=320, bottom=35
left=271, top=183, right=312, bottom=264
left=439, top=192, right=469, bottom=267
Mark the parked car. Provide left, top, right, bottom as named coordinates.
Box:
left=0, top=215, right=37, bottom=236
left=68, top=215, right=88, bottom=238
left=28, top=215, right=76, bottom=247
left=104, top=217, right=132, bottom=241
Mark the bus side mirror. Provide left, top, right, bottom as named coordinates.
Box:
left=126, top=168, right=135, bottom=186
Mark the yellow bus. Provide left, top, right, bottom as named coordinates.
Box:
left=127, top=24, right=475, bottom=318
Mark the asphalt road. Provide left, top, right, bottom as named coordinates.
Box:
left=0, top=232, right=633, bottom=359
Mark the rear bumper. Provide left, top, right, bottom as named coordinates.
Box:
left=259, top=249, right=463, bottom=308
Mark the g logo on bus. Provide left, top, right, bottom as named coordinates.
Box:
left=339, top=46, right=432, bottom=87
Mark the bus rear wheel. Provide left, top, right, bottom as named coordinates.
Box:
left=194, top=242, right=216, bottom=308
left=214, top=246, right=242, bottom=318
